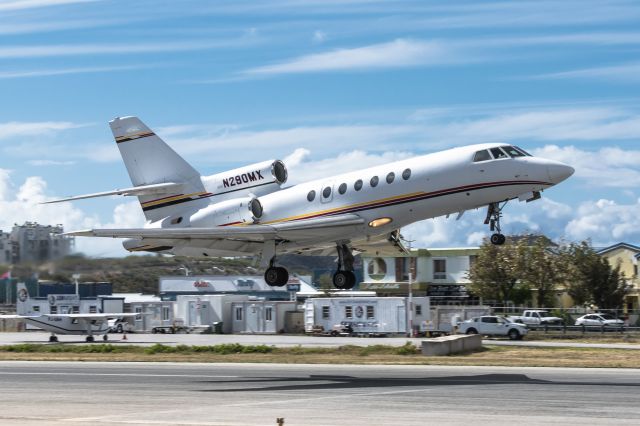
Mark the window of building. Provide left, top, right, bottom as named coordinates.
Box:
left=386, top=172, right=395, bottom=184
left=415, top=304, right=422, bottom=316
left=490, top=147, right=508, bottom=159
left=396, top=257, right=416, bottom=281
left=634, top=264, right=638, bottom=277
left=366, top=306, right=375, bottom=319
left=338, top=183, right=347, bottom=195
left=354, top=179, right=363, bottom=191
left=473, top=150, right=491, bottom=162
left=367, top=258, right=387, bottom=280
left=322, top=186, right=332, bottom=198
left=72, top=306, right=79, bottom=313
left=162, top=306, right=171, bottom=321
left=433, top=259, right=446, bottom=280
left=50, top=306, right=57, bottom=314
left=345, top=306, right=353, bottom=319
left=135, top=306, right=142, bottom=321
left=322, top=306, right=330, bottom=319
left=402, top=168, right=411, bottom=180
left=235, top=307, right=243, bottom=321
left=265, top=307, right=273, bottom=321
left=307, top=190, right=316, bottom=202
left=89, top=306, right=97, bottom=313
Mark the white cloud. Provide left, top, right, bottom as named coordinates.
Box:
left=27, top=160, right=76, bottom=166
left=0, top=0, right=96, bottom=11
left=0, top=65, right=153, bottom=80
left=532, top=145, right=640, bottom=188
left=565, top=198, right=640, bottom=244
left=312, top=30, right=327, bottom=43
left=0, top=169, right=144, bottom=257
left=0, top=121, right=82, bottom=140
left=242, top=39, right=456, bottom=75
left=531, top=63, right=640, bottom=83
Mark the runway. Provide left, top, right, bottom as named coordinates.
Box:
left=1, top=362, right=639, bottom=425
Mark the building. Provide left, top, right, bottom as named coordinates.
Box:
left=230, top=300, right=299, bottom=334
left=175, top=294, right=250, bottom=333
left=159, top=274, right=319, bottom=301
left=5, top=222, right=74, bottom=264
left=596, top=242, right=640, bottom=311
left=112, top=293, right=175, bottom=333
left=361, top=248, right=480, bottom=305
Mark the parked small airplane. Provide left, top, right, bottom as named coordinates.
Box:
left=48, top=116, right=573, bottom=290
left=0, top=283, right=136, bottom=342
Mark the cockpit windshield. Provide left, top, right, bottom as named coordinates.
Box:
left=473, top=145, right=534, bottom=162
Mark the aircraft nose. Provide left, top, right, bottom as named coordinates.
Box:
left=546, top=161, right=575, bottom=184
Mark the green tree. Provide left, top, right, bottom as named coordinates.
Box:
left=565, top=241, right=628, bottom=309
left=468, top=239, right=530, bottom=306
left=520, top=237, right=564, bottom=308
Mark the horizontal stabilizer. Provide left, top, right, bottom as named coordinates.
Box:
left=41, top=182, right=184, bottom=204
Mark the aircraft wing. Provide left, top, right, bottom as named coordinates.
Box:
left=66, top=214, right=365, bottom=241
left=0, top=315, right=42, bottom=319
left=41, top=182, right=184, bottom=204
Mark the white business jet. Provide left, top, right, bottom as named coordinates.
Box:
left=48, top=117, right=573, bottom=290
left=0, top=283, right=136, bottom=342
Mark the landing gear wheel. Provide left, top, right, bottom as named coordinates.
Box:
left=490, top=233, right=506, bottom=245
left=49, top=335, right=58, bottom=343
left=86, top=336, right=95, bottom=343
left=264, top=266, right=289, bottom=287
left=103, top=335, right=108, bottom=341
left=333, top=271, right=356, bottom=290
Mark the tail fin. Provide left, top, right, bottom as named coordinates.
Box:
left=110, top=116, right=209, bottom=222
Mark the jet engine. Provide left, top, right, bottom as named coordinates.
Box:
left=202, top=160, right=287, bottom=201
left=189, top=196, right=263, bottom=227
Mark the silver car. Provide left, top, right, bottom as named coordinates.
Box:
left=458, top=316, right=528, bottom=340
left=575, top=313, right=624, bottom=327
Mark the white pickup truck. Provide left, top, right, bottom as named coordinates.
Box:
left=508, top=310, right=564, bottom=326
left=457, top=316, right=528, bottom=340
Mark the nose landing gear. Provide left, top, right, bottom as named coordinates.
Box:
left=485, top=202, right=506, bottom=245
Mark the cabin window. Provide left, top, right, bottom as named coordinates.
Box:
left=354, top=179, right=363, bottom=191
left=307, top=190, right=316, bottom=202
left=490, top=147, right=508, bottom=159
left=322, top=306, right=330, bottom=319
left=473, top=150, right=491, bottom=162
left=322, top=186, right=332, bottom=198
left=503, top=146, right=526, bottom=158
left=366, top=306, right=375, bottom=319
left=402, top=168, right=411, bottom=180
left=345, top=306, right=353, bottom=319
left=370, top=176, right=379, bottom=187
left=386, top=172, right=395, bottom=184
left=338, top=183, right=347, bottom=195
left=265, top=307, right=273, bottom=321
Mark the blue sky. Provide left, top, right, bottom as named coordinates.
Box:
left=1, top=0, right=640, bottom=256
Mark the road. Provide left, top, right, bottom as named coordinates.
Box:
left=1, top=331, right=640, bottom=350
left=0, top=362, right=639, bottom=425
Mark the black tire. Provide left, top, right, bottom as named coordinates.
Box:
left=465, top=328, right=478, bottom=335
left=103, top=335, right=108, bottom=341
left=490, top=233, right=502, bottom=245
left=264, top=267, right=289, bottom=287
left=86, top=336, right=95, bottom=343
left=333, top=271, right=356, bottom=290
left=151, top=328, right=158, bottom=334
left=330, top=330, right=338, bottom=337
left=276, top=267, right=289, bottom=286
left=508, top=329, right=520, bottom=340
left=49, top=336, right=58, bottom=343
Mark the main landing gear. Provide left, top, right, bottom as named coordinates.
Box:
left=485, top=202, right=506, bottom=245
left=333, top=244, right=356, bottom=290
left=263, top=244, right=357, bottom=290
left=264, top=259, right=289, bottom=287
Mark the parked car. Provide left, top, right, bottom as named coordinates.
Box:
left=575, top=313, right=624, bottom=327
left=108, top=318, right=134, bottom=333
left=457, top=315, right=528, bottom=340
left=507, top=310, right=564, bottom=325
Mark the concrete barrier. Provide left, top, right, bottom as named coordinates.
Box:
left=421, top=334, right=482, bottom=356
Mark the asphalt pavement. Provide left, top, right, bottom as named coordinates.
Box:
left=0, top=361, right=639, bottom=425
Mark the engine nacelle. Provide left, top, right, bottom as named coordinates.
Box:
left=189, top=196, right=263, bottom=227
left=202, top=160, right=287, bottom=202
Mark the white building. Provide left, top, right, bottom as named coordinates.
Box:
left=304, top=296, right=430, bottom=336
left=6, top=222, right=75, bottom=264
left=175, top=294, right=250, bottom=333
left=361, top=248, right=480, bottom=304
left=230, top=300, right=298, bottom=334
left=112, top=293, right=174, bottom=333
